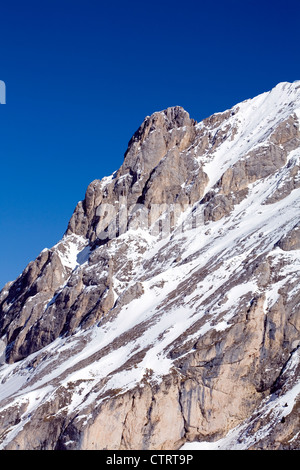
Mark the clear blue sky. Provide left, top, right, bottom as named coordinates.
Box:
left=0, top=0, right=300, bottom=289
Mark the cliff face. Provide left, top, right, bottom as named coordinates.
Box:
left=0, top=82, right=300, bottom=450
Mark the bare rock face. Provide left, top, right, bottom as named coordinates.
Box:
left=0, top=248, right=66, bottom=363
left=0, top=82, right=300, bottom=450
left=276, top=222, right=300, bottom=251
left=66, top=106, right=202, bottom=242
left=203, top=113, right=300, bottom=222
left=0, top=106, right=209, bottom=364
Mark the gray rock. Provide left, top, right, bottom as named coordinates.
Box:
left=1, top=83, right=300, bottom=450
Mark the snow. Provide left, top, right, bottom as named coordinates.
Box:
left=199, top=81, right=300, bottom=195
left=76, top=245, right=91, bottom=265
left=55, top=234, right=89, bottom=270
left=1, top=81, right=300, bottom=449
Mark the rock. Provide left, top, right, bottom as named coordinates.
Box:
left=276, top=222, right=300, bottom=251
left=1, top=82, right=300, bottom=450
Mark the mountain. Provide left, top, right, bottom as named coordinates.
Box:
left=0, top=82, right=300, bottom=450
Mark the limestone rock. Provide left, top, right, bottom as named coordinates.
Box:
left=0, top=82, right=300, bottom=450
left=276, top=222, right=300, bottom=251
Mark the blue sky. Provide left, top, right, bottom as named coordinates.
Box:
left=0, top=0, right=300, bottom=289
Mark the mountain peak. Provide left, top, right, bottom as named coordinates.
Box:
left=120, top=105, right=196, bottom=180
left=1, top=83, right=300, bottom=450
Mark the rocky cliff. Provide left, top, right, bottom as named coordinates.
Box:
left=0, top=82, right=300, bottom=450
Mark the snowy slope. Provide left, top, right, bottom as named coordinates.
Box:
left=0, top=82, right=300, bottom=450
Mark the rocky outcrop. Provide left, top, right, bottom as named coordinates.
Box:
left=203, top=113, right=300, bottom=222
left=0, top=82, right=300, bottom=450
left=66, top=106, right=203, bottom=243
left=0, top=107, right=205, bottom=363
left=0, top=248, right=67, bottom=363
left=276, top=222, right=300, bottom=251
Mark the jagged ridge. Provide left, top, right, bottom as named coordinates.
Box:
left=0, top=82, right=300, bottom=450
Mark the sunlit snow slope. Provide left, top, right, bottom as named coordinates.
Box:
left=0, top=82, right=300, bottom=450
